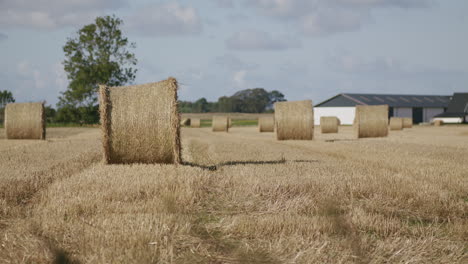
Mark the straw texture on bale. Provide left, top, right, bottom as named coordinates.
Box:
left=180, top=118, right=191, bottom=126
left=274, top=100, right=314, bottom=140
left=212, top=116, right=229, bottom=132
left=5, top=102, right=45, bottom=140
left=99, top=78, right=181, bottom=164
left=434, top=120, right=443, bottom=126
left=403, top=117, right=413, bottom=128
left=258, top=116, right=275, bottom=132
left=320, top=116, right=339, bottom=133
left=354, top=105, right=389, bottom=138
left=190, top=118, right=201, bottom=128
left=389, top=117, right=403, bottom=131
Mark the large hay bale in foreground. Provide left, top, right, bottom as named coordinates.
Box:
left=389, top=117, right=403, bottom=131
left=99, top=78, right=181, bottom=164
left=212, top=116, right=229, bottom=132
left=354, top=105, right=389, bottom=138
left=275, top=100, right=314, bottom=140
left=434, top=120, right=443, bottom=126
left=320, top=116, right=339, bottom=133
left=191, top=118, right=200, bottom=128
left=258, top=116, right=275, bottom=132
left=5, top=102, right=45, bottom=140
left=403, top=117, right=413, bottom=128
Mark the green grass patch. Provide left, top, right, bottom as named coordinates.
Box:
left=198, top=119, right=258, bottom=128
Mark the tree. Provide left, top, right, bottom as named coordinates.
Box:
left=0, top=90, right=15, bottom=124
left=267, top=90, right=286, bottom=108
left=58, top=15, right=137, bottom=123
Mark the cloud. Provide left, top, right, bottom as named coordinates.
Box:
left=226, top=29, right=301, bottom=50
left=212, top=0, right=235, bottom=8
left=244, top=0, right=431, bottom=36
left=126, top=3, right=202, bottom=37
left=233, top=70, right=247, bottom=87
left=0, top=33, right=8, bottom=41
left=215, top=54, right=259, bottom=71
left=0, top=0, right=124, bottom=29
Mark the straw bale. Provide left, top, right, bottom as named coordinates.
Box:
left=5, top=102, right=45, bottom=140
left=354, top=105, right=389, bottom=138
left=389, top=117, right=403, bottom=131
left=320, top=116, right=339, bottom=133
left=258, top=116, right=275, bottom=132
left=274, top=100, right=314, bottom=140
left=99, top=78, right=181, bottom=164
left=403, top=117, right=413, bottom=128
left=434, top=120, right=443, bottom=126
left=181, top=118, right=191, bottom=126
left=191, top=118, right=201, bottom=128
left=212, top=116, right=228, bottom=132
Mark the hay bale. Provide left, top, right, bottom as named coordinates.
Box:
left=275, top=100, right=314, bottom=140
left=354, top=105, right=389, bottom=138
left=320, top=116, right=339, bottom=133
left=434, top=120, right=443, bottom=126
left=5, top=102, right=45, bottom=140
left=258, top=116, right=274, bottom=132
left=99, top=78, right=181, bottom=164
left=228, top=117, right=232, bottom=128
left=403, top=117, right=413, bottom=128
left=212, top=116, right=228, bottom=132
left=389, top=117, right=403, bottom=131
left=191, top=118, right=201, bottom=128
left=180, top=118, right=191, bottom=126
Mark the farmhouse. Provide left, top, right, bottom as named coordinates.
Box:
left=314, top=93, right=450, bottom=125
left=432, top=93, right=468, bottom=124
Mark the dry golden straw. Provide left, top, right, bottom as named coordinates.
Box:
left=389, top=117, right=403, bottom=131
left=99, top=78, right=181, bottom=164
left=275, top=100, right=314, bottom=140
left=258, top=116, right=275, bottom=132
left=354, top=105, right=389, bottom=138
left=212, top=116, right=229, bottom=132
left=403, top=117, right=413, bottom=128
left=5, top=102, right=45, bottom=140
left=434, top=120, right=443, bottom=126
left=180, top=118, right=190, bottom=126
left=320, top=116, right=339, bottom=133
left=190, top=118, right=201, bottom=128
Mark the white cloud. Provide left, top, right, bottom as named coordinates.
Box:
left=212, top=0, right=235, bottom=8
left=226, top=29, right=301, bottom=50
left=0, top=0, right=124, bottom=29
left=233, top=70, right=247, bottom=87
left=215, top=54, right=259, bottom=70
left=126, top=3, right=202, bottom=37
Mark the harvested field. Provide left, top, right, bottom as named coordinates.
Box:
left=1, top=126, right=467, bottom=263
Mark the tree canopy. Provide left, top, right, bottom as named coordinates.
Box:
left=0, top=90, right=15, bottom=124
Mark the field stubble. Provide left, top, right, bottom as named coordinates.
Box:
left=0, top=125, right=467, bottom=263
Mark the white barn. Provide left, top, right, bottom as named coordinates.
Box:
left=433, top=93, right=468, bottom=124
left=314, top=93, right=450, bottom=125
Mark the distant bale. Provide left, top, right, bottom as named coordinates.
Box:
left=191, top=118, right=201, bottom=128
left=434, top=120, right=443, bottom=126
left=403, top=118, right=413, bottom=128
left=228, top=117, right=232, bottom=128
left=99, top=78, right=181, bottom=164
left=275, top=100, right=314, bottom=140
left=389, top=117, right=403, bottom=131
left=5, top=102, right=45, bottom=140
left=337, top=118, right=341, bottom=126
left=320, top=116, right=339, bottom=133
left=180, top=118, right=191, bottom=126
left=354, top=105, right=389, bottom=138
left=212, top=116, right=228, bottom=132
left=258, top=116, right=274, bottom=132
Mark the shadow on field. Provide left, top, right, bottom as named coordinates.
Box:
left=182, top=159, right=319, bottom=171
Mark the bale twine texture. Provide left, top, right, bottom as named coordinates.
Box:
left=212, top=116, right=229, bottom=132
left=274, top=100, right=314, bottom=140
left=320, top=116, right=339, bottom=133
left=99, top=78, right=181, bottom=164
left=5, top=102, right=45, bottom=140
left=354, top=105, right=389, bottom=138
left=258, top=116, right=275, bottom=132
left=190, top=118, right=201, bottom=128
left=389, top=117, right=403, bottom=131
left=403, top=118, right=413, bottom=128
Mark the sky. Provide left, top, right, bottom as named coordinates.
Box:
left=0, top=0, right=467, bottom=107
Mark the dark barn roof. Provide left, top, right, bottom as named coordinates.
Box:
left=434, top=93, right=468, bottom=118
left=316, top=93, right=450, bottom=108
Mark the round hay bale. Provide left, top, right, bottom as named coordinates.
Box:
left=354, top=105, right=389, bottom=138
left=320, top=116, right=339, bottom=133
left=258, top=116, right=274, bottom=132
left=212, top=116, right=228, bottom=132
left=274, top=100, right=314, bottom=140
left=180, top=118, right=191, bottom=126
left=191, top=118, right=201, bottom=128
left=99, top=77, right=181, bottom=164
left=403, top=117, right=413, bottom=128
left=434, top=120, right=443, bottom=126
left=389, top=117, right=403, bottom=131
left=5, top=102, right=45, bottom=140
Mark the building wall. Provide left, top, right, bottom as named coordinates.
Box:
left=314, top=107, right=355, bottom=125
left=393, top=107, right=412, bottom=117
left=432, top=117, right=463, bottom=124
left=423, top=108, right=445, bottom=122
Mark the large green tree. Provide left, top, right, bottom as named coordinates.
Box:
left=58, top=15, right=137, bottom=123
left=0, top=90, right=15, bottom=124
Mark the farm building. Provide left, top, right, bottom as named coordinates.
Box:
left=314, top=93, right=450, bottom=125
left=432, top=93, right=468, bottom=124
